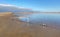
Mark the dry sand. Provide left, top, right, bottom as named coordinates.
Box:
left=0, top=12, right=60, bottom=37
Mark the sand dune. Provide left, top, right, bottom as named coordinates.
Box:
left=0, top=12, right=60, bottom=37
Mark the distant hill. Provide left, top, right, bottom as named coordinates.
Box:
left=0, top=5, right=33, bottom=13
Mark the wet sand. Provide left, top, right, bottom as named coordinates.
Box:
left=0, top=12, right=60, bottom=37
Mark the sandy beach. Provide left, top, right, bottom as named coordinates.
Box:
left=0, top=12, right=60, bottom=37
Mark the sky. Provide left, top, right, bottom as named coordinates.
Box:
left=0, top=0, right=60, bottom=12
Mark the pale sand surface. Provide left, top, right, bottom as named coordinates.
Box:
left=0, top=12, right=60, bottom=37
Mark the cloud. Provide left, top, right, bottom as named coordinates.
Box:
left=0, top=4, right=33, bottom=12
left=0, top=4, right=14, bottom=6
left=0, top=4, right=25, bottom=9
left=0, top=4, right=31, bottom=10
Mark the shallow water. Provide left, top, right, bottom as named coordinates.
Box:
left=19, top=13, right=60, bottom=28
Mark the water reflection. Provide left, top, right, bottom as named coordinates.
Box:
left=19, top=13, right=60, bottom=28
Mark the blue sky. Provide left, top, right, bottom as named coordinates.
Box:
left=0, top=0, right=60, bottom=12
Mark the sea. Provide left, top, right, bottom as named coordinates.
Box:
left=19, top=13, right=60, bottom=28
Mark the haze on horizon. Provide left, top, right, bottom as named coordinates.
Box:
left=0, top=0, right=60, bottom=12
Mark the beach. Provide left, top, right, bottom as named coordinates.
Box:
left=0, top=12, right=60, bottom=37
